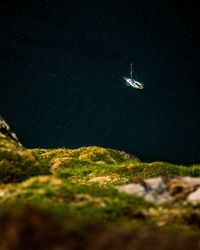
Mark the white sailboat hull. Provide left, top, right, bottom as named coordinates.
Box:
left=124, top=77, right=144, bottom=90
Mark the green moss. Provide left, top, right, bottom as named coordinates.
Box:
left=1, top=132, right=200, bottom=186
left=0, top=134, right=49, bottom=183
left=1, top=175, right=200, bottom=232
left=1, top=131, right=200, bottom=236
left=123, top=161, right=200, bottom=179
left=33, top=146, right=138, bottom=166
left=31, top=146, right=200, bottom=187
left=50, top=160, right=200, bottom=186
left=0, top=176, right=153, bottom=224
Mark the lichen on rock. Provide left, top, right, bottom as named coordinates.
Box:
left=117, top=176, right=200, bottom=205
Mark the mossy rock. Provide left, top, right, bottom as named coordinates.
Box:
left=33, top=146, right=139, bottom=184
left=1, top=175, right=200, bottom=231
left=34, top=146, right=138, bottom=165
left=0, top=175, right=153, bottom=223
left=0, top=133, right=49, bottom=183
left=33, top=146, right=200, bottom=185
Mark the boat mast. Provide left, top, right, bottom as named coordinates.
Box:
left=130, top=63, right=133, bottom=79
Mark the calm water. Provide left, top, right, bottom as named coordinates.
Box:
left=0, top=1, right=199, bottom=164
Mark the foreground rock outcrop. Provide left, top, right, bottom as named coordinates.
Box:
left=0, top=116, right=200, bottom=249
left=0, top=207, right=199, bottom=250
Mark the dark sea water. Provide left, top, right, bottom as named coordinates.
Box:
left=0, top=1, right=199, bottom=164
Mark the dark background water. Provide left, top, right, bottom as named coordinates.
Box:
left=0, top=0, right=199, bottom=164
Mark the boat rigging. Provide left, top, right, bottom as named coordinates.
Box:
left=123, top=63, right=144, bottom=90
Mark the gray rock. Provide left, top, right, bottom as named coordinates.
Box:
left=145, top=177, right=166, bottom=193
left=187, top=187, right=200, bottom=204
left=0, top=116, right=21, bottom=145
left=144, top=192, right=157, bottom=203
left=117, top=183, right=146, bottom=196
left=118, top=177, right=200, bottom=205
left=181, top=177, right=200, bottom=187
left=156, top=193, right=173, bottom=205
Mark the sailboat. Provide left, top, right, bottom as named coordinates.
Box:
left=124, top=63, right=144, bottom=90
